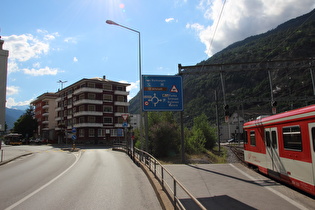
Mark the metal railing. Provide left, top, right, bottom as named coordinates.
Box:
left=114, top=142, right=206, bottom=210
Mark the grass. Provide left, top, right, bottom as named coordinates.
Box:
left=158, top=146, right=228, bottom=164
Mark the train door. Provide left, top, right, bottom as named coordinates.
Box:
left=265, top=127, right=283, bottom=173
left=308, top=123, right=315, bottom=185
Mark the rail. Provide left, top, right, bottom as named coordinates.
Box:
left=113, top=142, right=206, bottom=210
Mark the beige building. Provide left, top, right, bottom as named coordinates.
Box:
left=31, top=92, right=58, bottom=142
left=0, top=38, right=9, bottom=132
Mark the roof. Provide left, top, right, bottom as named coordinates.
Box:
left=243, top=104, right=315, bottom=128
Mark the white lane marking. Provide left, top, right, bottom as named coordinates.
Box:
left=5, top=152, right=81, bottom=210
left=229, top=164, right=308, bottom=210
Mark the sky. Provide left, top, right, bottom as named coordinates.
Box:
left=1, top=0, right=314, bottom=109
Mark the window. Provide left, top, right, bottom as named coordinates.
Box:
left=265, top=131, right=271, bottom=147
left=283, top=126, right=302, bottom=151
left=88, top=105, right=95, bottom=111
left=104, top=117, right=113, bottom=124
left=103, top=94, right=112, bottom=101
left=116, top=86, right=123, bottom=91
left=117, top=96, right=125, bottom=102
left=271, top=131, right=277, bottom=149
left=88, top=93, right=96, bottom=100
left=250, top=131, right=256, bottom=146
left=89, top=129, right=95, bottom=137
left=79, top=129, right=84, bottom=137
left=244, top=131, right=248, bottom=144
left=88, top=116, right=95, bottom=123
left=111, top=129, right=117, bottom=137
left=87, top=83, right=95, bottom=88
left=79, top=94, right=85, bottom=100
left=117, top=117, right=123, bottom=124
left=103, top=84, right=112, bottom=90
left=103, top=105, right=113, bottom=113
left=98, top=129, right=106, bottom=137
left=79, top=117, right=85, bottom=123
left=79, top=105, right=85, bottom=112
left=311, top=127, right=315, bottom=152
left=117, top=106, right=125, bottom=113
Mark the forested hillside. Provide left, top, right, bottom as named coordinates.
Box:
left=130, top=9, right=315, bottom=124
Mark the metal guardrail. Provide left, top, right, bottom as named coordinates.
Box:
left=113, top=142, right=206, bottom=210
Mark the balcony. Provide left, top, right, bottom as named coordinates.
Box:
left=114, top=112, right=129, bottom=117
left=42, top=112, right=49, bottom=117
left=73, top=111, right=103, bottom=117
left=67, top=115, right=72, bottom=119
left=43, top=104, right=49, bottom=109
left=114, top=90, right=129, bottom=96
left=55, top=107, right=64, bottom=112
left=73, top=87, right=103, bottom=95
left=73, top=99, right=103, bottom=106
left=56, top=97, right=62, bottom=102
left=42, top=120, right=49, bottom=124
left=67, top=104, right=73, bottom=109
left=73, top=123, right=103, bottom=128
left=114, top=101, right=130, bottom=106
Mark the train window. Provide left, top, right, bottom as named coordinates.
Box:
left=271, top=131, right=277, bottom=149
left=312, top=128, right=315, bottom=152
left=244, top=131, right=248, bottom=144
left=282, top=126, right=302, bottom=151
left=250, top=131, right=256, bottom=146
left=265, top=131, right=271, bottom=147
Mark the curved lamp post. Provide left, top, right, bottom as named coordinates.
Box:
left=106, top=20, right=145, bottom=150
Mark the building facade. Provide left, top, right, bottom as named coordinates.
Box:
left=54, top=77, right=130, bottom=145
left=0, top=38, right=9, bottom=132
left=31, top=92, right=58, bottom=142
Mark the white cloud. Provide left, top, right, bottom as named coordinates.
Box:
left=7, top=61, right=19, bottom=74
left=6, top=97, right=34, bottom=108
left=6, top=86, right=19, bottom=96
left=119, top=80, right=139, bottom=101
left=64, top=37, right=77, bottom=44
left=190, top=0, right=315, bottom=57
left=73, top=57, right=78, bottom=62
left=23, top=66, right=59, bottom=76
left=3, top=34, right=49, bottom=61
left=165, top=18, right=175, bottom=23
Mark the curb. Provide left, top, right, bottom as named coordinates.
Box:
left=0, top=153, right=33, bottom=166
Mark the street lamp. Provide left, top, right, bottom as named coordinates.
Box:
left=106, top=20, right=145, bottom=150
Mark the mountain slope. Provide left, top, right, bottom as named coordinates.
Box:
left=130, top=9, right=315, bottom=124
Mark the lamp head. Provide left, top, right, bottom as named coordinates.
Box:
left=106, top=20, right=119, bottom=26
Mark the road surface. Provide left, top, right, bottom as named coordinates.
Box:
left=0, top=146, right=161, bottom=210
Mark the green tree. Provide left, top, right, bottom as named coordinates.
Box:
left=13, top=106, right=37, bottom=139
left=185, top=127, right=206, bottom=154
left=147, top=112, right=180, bottom=158
left=192, top=113, right=217, bottom=150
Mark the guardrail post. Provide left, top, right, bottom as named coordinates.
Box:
left=173, top=179, right=177, bottom=209
left=154, top=159, right=156, bottom=177
left=161, top=167, right=164, bottom=189
left=0, top=149, right=3, bottom=162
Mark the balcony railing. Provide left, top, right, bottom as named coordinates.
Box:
left=73, top=87, right=103, bottom=95
left=114, top=90, right=129, bottom=96
left=73, top=99, right=103, bottom=106
left=73, top=123, right=103, bottom=128
left=73, top=111, right=103, bottom=117
left=114, top=101, right=130, bottom=106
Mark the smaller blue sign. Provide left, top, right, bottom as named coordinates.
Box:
left=72, top=127, right=77, bottom=133
left=117, top=129, right=124, bottom=137
left=122, top=122, right=128, bottom=127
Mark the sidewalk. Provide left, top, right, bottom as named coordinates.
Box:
left=0, top=144, right=32, bottom=165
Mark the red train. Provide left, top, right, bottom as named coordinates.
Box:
left=243, top=105, right=315, bottom=196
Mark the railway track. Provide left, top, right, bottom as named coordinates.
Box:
left=227, top=144, right=245, bottom=163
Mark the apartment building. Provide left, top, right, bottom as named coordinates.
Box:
left=31, top=92, right=58, bottom=141
left=0, top=38, right=9, bottom=132
left=55, top=77, right=130, bottom=145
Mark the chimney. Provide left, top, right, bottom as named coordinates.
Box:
left=103, top=75, right=106, bottom=80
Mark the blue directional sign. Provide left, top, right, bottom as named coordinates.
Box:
left=142, top=75, right=183, bottom=111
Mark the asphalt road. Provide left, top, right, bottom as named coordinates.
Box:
left=0, top=146, right=161, bottom=210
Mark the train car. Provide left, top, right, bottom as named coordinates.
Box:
left=243, top=105, right=315, bottom=196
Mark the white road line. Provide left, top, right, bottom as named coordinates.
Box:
left=229, top=163, right=308, bottom=210
left=5, top=152, right=81, bottom=210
